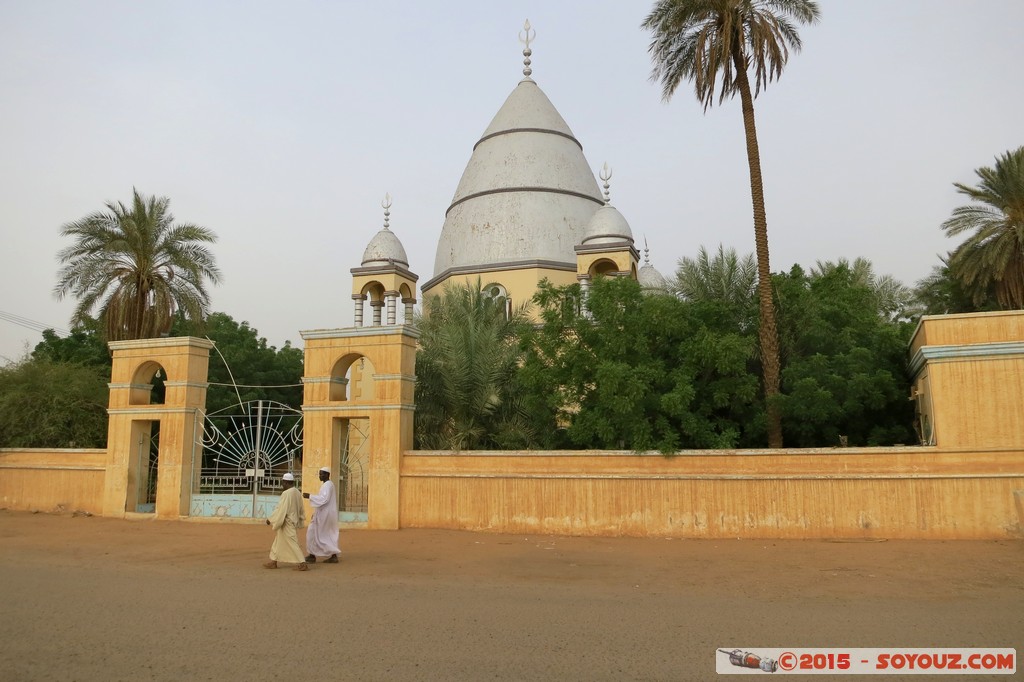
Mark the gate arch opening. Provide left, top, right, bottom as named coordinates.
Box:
left=329, top=354, right=376, bottom=402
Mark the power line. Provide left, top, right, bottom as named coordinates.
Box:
left=208, top=382, right=304, bottom=389
left=0, top=309, right=70, bottom=337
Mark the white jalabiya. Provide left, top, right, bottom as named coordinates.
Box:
left=268, top=486, right=306, bottom=564
left=305, top=479, right=340, bottom=557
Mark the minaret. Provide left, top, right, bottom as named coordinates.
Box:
left=351, top=194, right=418, bottom=327
left=576, top=162, right=639, bottom=285
left=638, top=237, right=669, bottom=295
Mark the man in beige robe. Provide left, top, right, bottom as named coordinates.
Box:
left=264, top=473, right=308, bottom=571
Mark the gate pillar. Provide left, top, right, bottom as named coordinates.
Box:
left=300, top=326, right=418, bottom=529
left=103, top=337, right=213, bottom=518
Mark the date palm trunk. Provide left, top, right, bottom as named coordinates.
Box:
left=733, top=47, right=783, bottom=448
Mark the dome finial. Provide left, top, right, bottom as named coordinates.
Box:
left=643, top=236, right=651, bottom=265
left=382, top=193, right=392, bottom=231
left=519, top=20, right=535, bottom=78
left=599, top=162, right=612, bottom=204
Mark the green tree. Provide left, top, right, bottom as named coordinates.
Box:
left=0, top=312, right=302, bottom=449
left=414, top=280, right=534, bottom=450
left=811, top=257, right=914, bottom=322
left=673, top=243, right=757, bottom=332
left=642, top=0, right=821, bottom=448
left=0, top=357, right=109, bottom=448
left=942, top=146, right=1024, bottom=309
left=674, top=244, right=756, bottom=304
left=31, top=317, right=111, bottom=369
left=521, top=276, right=762, bottom=451
left=774, top=263, right=915, bottom=446
left=171, top=312, right=304, bottom=414
left=55, top=189, right=222, bottom=342
left=913, top=255, right=997, bottom=316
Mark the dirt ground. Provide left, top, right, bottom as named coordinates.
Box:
left=0, top=510, right=1020, bottom=682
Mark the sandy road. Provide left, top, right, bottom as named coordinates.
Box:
left=0, top=510, right=1020, bottom=681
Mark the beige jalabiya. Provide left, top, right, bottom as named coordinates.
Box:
left=268, top=486, right=306, bottom=564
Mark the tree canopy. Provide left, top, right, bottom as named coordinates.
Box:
left=413, top=281, right=534, bottom=450
left=674, top=243, right=757, bottom=309
left=913, top=255, right=998, bottom=316
left=942, top=146, right=1024, bottom=309
left=774, top=263, right=915, bottom=446
left=0, top=313, right=301, bottom=448
left=642, top=0, right=821, bottom=448
left=520, top=276, right=762, bottom=452
left=55, top=189, right=222, bottom=342
left=642, top=0, right=821, bottom=108
left=0, top=357, right=109, bottom=448
left=172, top=312, right=303, bottom=414
left=810, top=257, right=914, bottom=322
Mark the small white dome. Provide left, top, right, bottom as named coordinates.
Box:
left=581, top=204, right=633, bottom=246
left=361, top=227, right=409, bottom=267
left=638, top=263, right=669, bottom=293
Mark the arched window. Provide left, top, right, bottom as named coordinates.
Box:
left=130, top=361, right=167, bottom=405
left=482, top=282, right=512, bottom=320
left=329, top=354, right=376, bottom=402
left=589, top=259, right=619, bottom=278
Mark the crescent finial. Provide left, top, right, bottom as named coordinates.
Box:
left=519, top=20, right=535, bottom=78
left=599, top=162, right=612, bottom=204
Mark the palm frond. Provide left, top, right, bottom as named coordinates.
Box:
left=54, top=189, right=222, bottom=340
left=643, top=0, right=820, bottom=108
left=942, top=146, right=1024, bottom=309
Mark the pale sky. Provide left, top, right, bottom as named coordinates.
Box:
left=2, top=0, right=1022, bottom=363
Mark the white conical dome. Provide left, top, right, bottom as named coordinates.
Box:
left=432, top=78, right=604, bottom=279
left=361, top=227, right=409, bottom=268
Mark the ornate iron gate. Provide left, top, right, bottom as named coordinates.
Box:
left=190, top=400, right=303, bottom=518
left=135, top=425, right=159, bottom=513
left=339, top=419, right=370, bottom=522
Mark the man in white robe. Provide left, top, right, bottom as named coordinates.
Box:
left=264, top=473, right=308, bottom=571
left=303, top=466, right=340, bottom=563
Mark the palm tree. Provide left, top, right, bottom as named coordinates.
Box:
left=913, top=255, right=997, bottom=316
left=811, top=257, right=913, bottom=321
left=942, top=146, right=1024, bottom=309
left=413, top=279, right=533, bottom=450
left=642, top=0, right=820, bottom=448
left=55, top=190, right=221, bottom=341
left=674, top=243, right=756, bottom=305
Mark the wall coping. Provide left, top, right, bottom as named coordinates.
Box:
left=908, top=341, right=1024, bottom=377
left=404, top=445, right=1022, bottom=458
left=908, top=309, right=1024, bottom=350
left=300, top=325, right=421, bottom=341
left=107, top=336, right=215, bottom=351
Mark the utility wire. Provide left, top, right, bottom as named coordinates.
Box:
left=206, top=336, right=244, bottom=409
left=0, top=309, right=71, bottom=336
left=208, top=382, right=303, bottom=389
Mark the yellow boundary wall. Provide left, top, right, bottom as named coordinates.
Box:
left=400, top=447, right=1024, bottom=539
left=4, top=446, right=1019, bottom=536
left=4, top=445, right=1021, bottom=539
left=0, top=448, right=106, bottom=514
